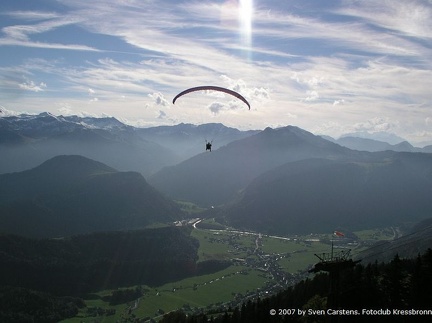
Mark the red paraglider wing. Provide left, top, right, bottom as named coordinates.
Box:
left=172, top=86, right=250, bottom=110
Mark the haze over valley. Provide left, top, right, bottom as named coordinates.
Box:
left=2, top=112, right=432, bottom=237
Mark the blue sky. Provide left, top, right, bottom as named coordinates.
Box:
left=1, top=0, right=431, bottom=144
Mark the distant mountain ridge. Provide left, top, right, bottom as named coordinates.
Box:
left=223, top=154, right=432, bottom=234
left=0, top=155, right=184, bottom=238
left=0, top=113, right=178, bottom=176
left=322, top=131, right=432, bottom=153
left=149, top=126, right=354, bottom=206
left=0, top=113, right=257, bottom=176
left=136, top=122, right=259, bottom=161
left=324, top=135, right=427, bottom=153
left=148, top=125, right=432, bottom=234
left=2, top=112, right=429, bottom=178
left=341, top=130, right=407, bottom=145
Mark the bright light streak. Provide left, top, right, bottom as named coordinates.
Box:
left=239, top=0, right=253, bottom=59
left=239, top=0, right=253, bottom=36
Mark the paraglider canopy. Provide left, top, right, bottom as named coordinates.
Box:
left=172, top=86, right=250, bottom=110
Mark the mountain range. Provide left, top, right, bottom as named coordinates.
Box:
left=136, top=122, right=259, bottom=161
left=2, top=113, right=432, bottom=236
left=0, top=155, right=183, bottom=238
left=324, top=135, right=432, bottom=153
left=147, top=125, right=432, bottom=234
left=0, top=113, right=257, bottom=176
left=0, top=113, right=181, bottom=177
left=2, top=112, right=430, bottom=177
left=149, top=126, right=353, bottom=206
left=222, top=154, right=432, bottom=234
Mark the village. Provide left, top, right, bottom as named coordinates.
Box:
left=168, top=218, right=356, bottom=316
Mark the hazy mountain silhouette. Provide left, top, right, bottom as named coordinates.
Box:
left=137, top=123, right=259, bottom=162
left=149, top=126, right=353, bottom=206
left=341, top=131, right=407, bottom=145
left=0, top=113, right=179, bottom=176
left=355, top=218, right=432, bottom=264
left=423, top=145, right=432, bottom=153
left=223, top=153, right=432, bottom=235
left=0, top=118, right=27, bottom=145
left=0, top=113, right=257, bottom=176
left=325, top=135, right=422, bottom=153
left=0, top=155, right=184, bottom=238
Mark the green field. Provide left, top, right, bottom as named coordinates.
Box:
left=353, top=227, right=396, bottom=241
left=62, top=225, right=391, bottom=322
left=175, top=200, right=206, bottom=214
left=62, top=266, right=267, bottom=322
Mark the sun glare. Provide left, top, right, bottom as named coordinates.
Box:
left=239, top=0, right=253, bottom=58
left=239, top=0, right=253, bottom=33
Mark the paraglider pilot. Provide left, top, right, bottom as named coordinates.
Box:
left=206, top=140, right=212, bottom=152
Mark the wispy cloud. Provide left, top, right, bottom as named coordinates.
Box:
left=4, top=11, right=61, bottom=21
left=338, top=0, right=432, bottom=39
left=0, top=10, right=99, bottom=51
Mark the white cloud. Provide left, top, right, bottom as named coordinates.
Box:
left=209, top=102, right=225, bottom=115
left=333, top=99, right=345, bottom=106
left=219, top=75, right=270, bottom=106
left=303, top=90, right=320, bottom=102
left=352, top=117, right=399, bottom=133
left=58, top=107, right=73, bottom=115
left=0, top=106, right=21, bottom=116
left=155, top=109, right=177, bottom=124
left=252, top=87, right=271, bottom=101
left=19, top=80, right=47, bottom=92
left=157, top=110, right=167, bottom=119
left=148, top=92, right=170, bottom=107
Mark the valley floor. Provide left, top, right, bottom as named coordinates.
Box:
left=61, top=221, right=395, bottom=322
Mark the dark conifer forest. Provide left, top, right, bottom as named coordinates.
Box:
left=0, top=227, right=203, bottom=295
left=161, top=249, right=432, bottom=323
